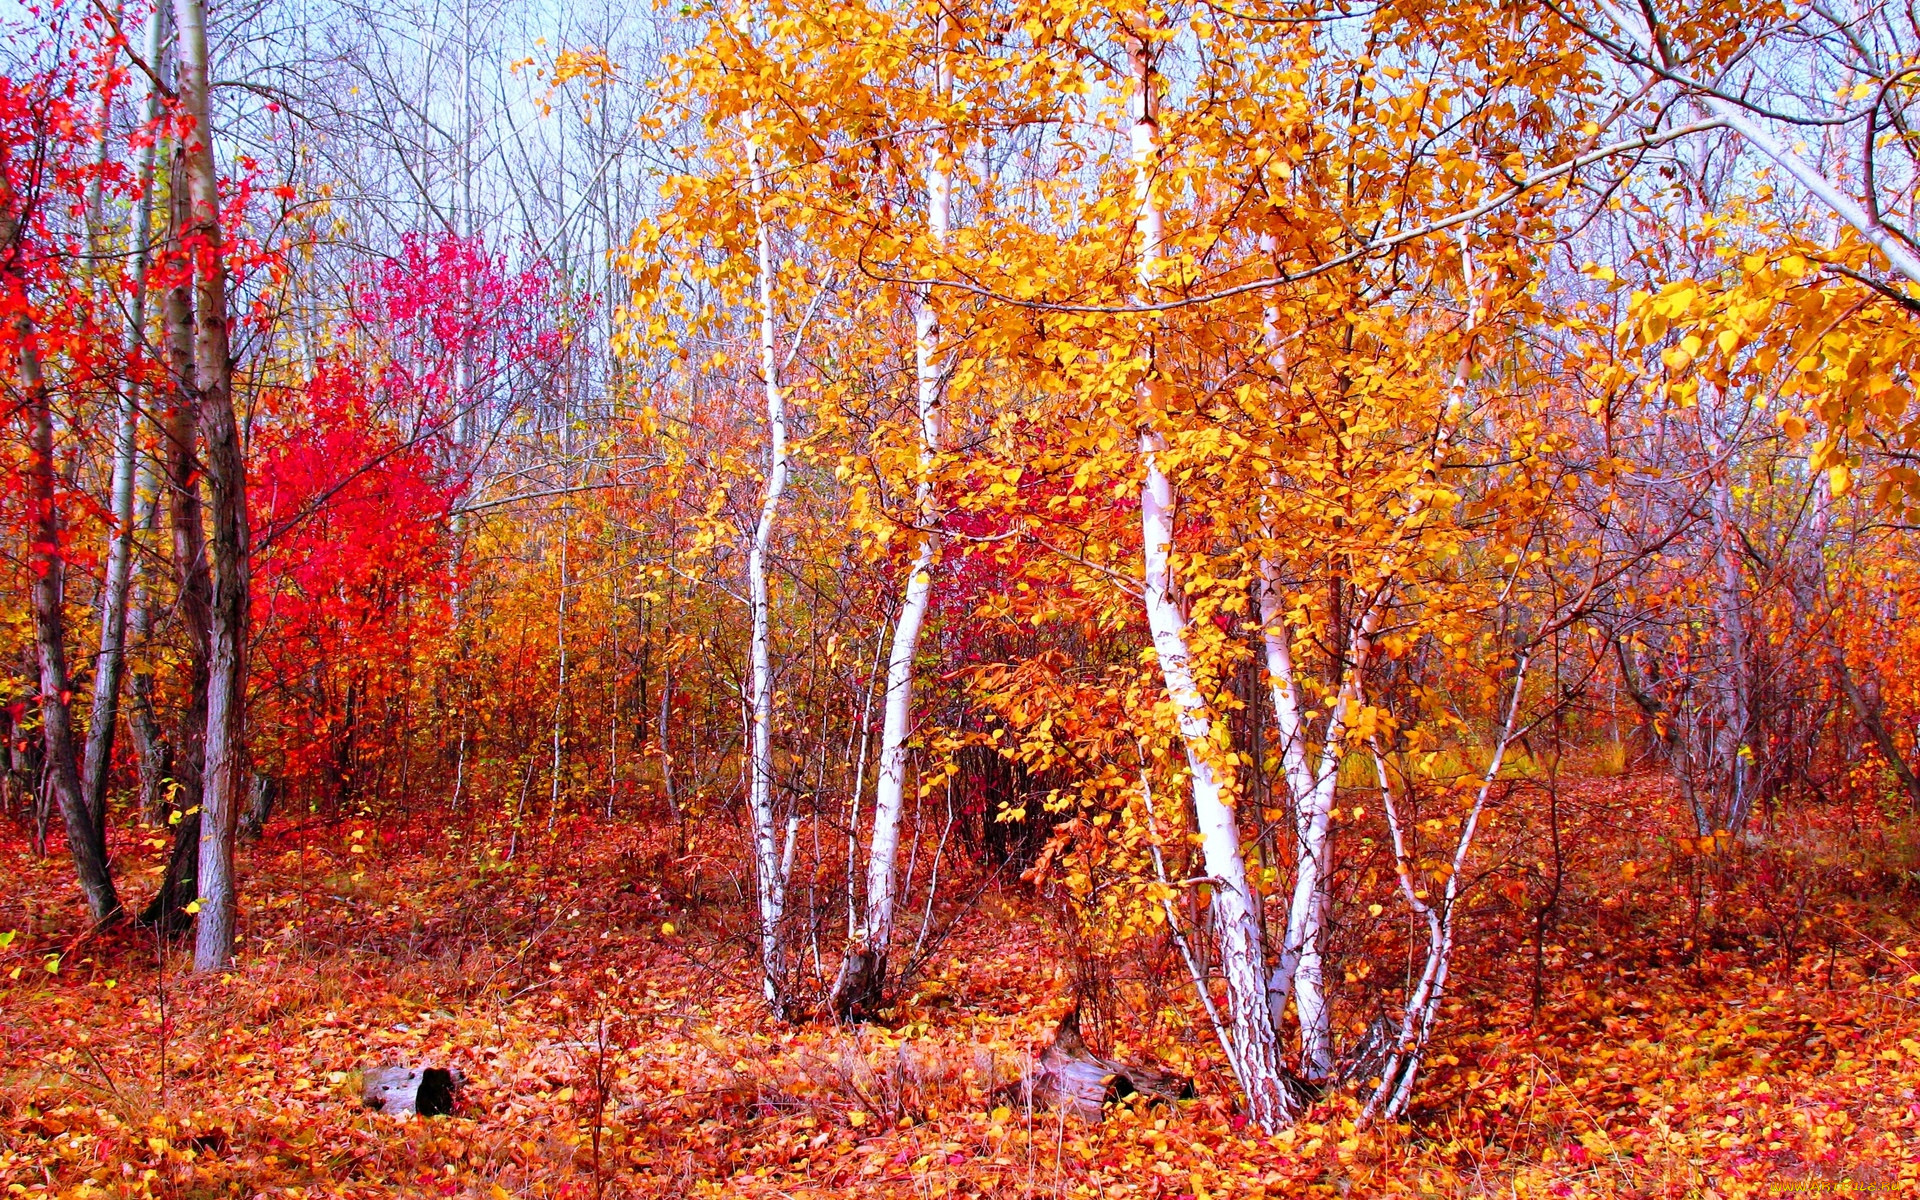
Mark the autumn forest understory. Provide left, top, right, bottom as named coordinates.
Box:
left=8, top=0, right=1920, bottom=1196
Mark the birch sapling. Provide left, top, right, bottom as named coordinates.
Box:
left=1128, top=34, right=1297, bottom=1130
left=4, top=210, right=121, bottom=921
left=1363, top=652, right=1532, bottom=1121
left=174, top=0, right=252, bottom=972
left=81, top=3, right=167, bottom=835
left=833, top=23, right=952, bottom=1018
left=745, top=133, right=793, bottom=1012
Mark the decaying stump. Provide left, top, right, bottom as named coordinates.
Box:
left=1028, top=1009, right=1193, bottom=1120
left=362, top=1066, right=462, bottom=1116
left=828, top=946, right=885, bottom=1021
left=237, top=772, right=275, bottom=843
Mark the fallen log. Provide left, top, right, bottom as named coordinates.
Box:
left=362, top=1065, right=462, bottom=1117
left=1028, top=1009, right=1192, bottom=1120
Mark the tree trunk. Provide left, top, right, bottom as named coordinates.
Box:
left=745, top=135, right=792, bottom=1013
left=141, top=125, right=216, bottom=933
left=1128, top=39, right=1295, bottom=1131
left=832, top=31, right=952, bottom=1020
left=175, top=0, right=251, bottom=972
left=238, top=772, right=274, bottom=842
left=128, top=394, right=169, bottom=826
left=1258, top=563, right=1377, bottom=1084
left=80, top=3, right=167, bottom=833
left=7, top=266, right=121, bottom=922
left=1710, top=476, right=1755, bottom=835
left=144, top=807, right=203, bottom=935
left=129, top=675, right=170, bottom=826
left=1256, top=490, right=1368, bottom=1082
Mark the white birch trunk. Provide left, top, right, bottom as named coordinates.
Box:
left=1258, top=221, right=1479, bottom=1074
left=1139, top=763, right=1247, bottom=1089
left=1252, top=261, right=1337, bottom=1081
left=1260, top=571, right=1373, bottom=1083
left=1363, top=652, right=1531, bottom=1122
left=833, top=32, right=952, bottom=1017
left=175, top=0, right=251, bottom=973
left=746, top=139, right=792, bottom=1011
left=1129, top=38, right=1295, bottom=1130
left=80, top=3, right=166, bottom=831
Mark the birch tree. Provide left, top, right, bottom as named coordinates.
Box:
left=744, top=129, right=796, bottom=1012
left=2, top=206, right=122, bottom=923
left=1126, top=30, right=1298, bottom=1130
left=832, top=8, right=954, bottom=1019
left=81, top=2, right=167, bottom=847
left=174, top=0, right=253, bottom=972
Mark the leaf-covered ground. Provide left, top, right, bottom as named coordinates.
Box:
left=5, top=776, right=1920, bottom=1198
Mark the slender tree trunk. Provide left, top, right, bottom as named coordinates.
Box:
left=5, top=233, right=122, bottom=921
left=1252, top=264, right=1350, bottom=1083
left=1710, top=476, right=1754, bottom=835
left=81, top=4, right=166, bottom=831
left=142, top=132, right=215, bottom=932
left=175, top=0, right=250, bottom=971
left=1365, top=653, right=1531, bottom=1122
left=832, top=31, right=952, bottom=1019
left=238, top=772, right=274, bottom=841
left=1128, top=38, right=1295, bottom=1130
left=1258, top=555, right=1380, bottom=1083
left=129, top=391, right=169, bottom=825
left=129, top=658, right=168, bottom=824
left=745, top=136, right=792, bottom=1013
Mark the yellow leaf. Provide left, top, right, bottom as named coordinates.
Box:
left=848, top=1109, right=868, bottom=1128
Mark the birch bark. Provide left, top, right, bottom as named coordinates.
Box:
left=81, top=3, right=166, bottom=833
left=1260, top=224, right=1479, bottom=1074
left=746, top=136, right=792, bottom=1011
left=1363, top=652, right=1531, bottom=1121
left=5, top=236, right=122, bottom=921
left=1251, top=267, right=1345, bottom=1081
left=1129, top=37, right=1295, bottom=1129
left=1258, top=557, right=1381, bottom=1081
left=174, top=0, right=251, bottom=972
left=832, top=28, right=952, bottom=1018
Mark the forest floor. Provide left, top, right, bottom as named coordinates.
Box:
left=3, top=773, right=1920, bottom=1198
